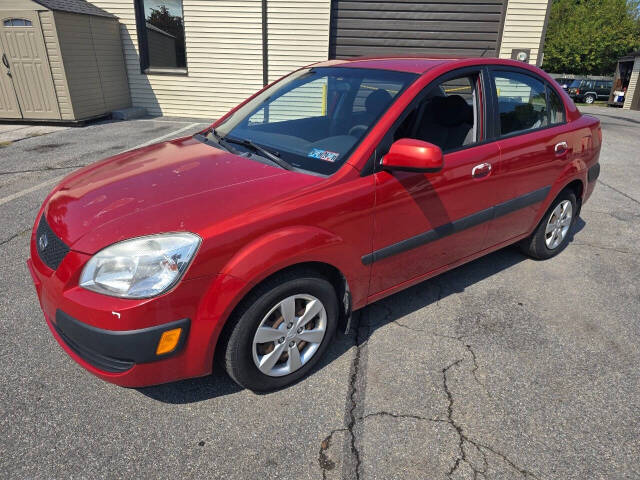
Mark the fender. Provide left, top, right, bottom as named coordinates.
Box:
left=195, top=225, right=369, bottom=367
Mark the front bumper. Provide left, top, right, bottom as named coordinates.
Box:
left=52, top=310, right=189, bottom=373
left=27, top=245, right=221, bottom=387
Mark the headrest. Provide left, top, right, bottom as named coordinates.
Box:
left=432, top=95, right=473, bottom=127
left=365, top=89, right=393, bottom=114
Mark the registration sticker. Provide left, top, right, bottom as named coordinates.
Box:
left=308, top=148, right=339, bottom=162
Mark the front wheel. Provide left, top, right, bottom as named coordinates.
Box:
left=584, top=94, right=595, bottom=104
left=221, top=271, right=338, bottom=391
left=519, top=190, right=577, bottom=259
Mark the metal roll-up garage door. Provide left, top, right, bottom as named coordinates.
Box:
left=329, top=0, right=508, bottom=59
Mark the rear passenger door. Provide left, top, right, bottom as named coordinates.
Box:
left=485, top=68, right=571, bottom=247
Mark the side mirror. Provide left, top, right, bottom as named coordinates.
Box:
left=381, top=139, right=444, bottom=173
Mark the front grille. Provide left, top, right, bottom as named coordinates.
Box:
left=36, top=215, right=69, bottom=270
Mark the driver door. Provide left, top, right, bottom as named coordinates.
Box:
left=368, top=69, right=500, bottom=296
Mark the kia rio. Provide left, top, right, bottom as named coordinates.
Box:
left=28, top=57, right=601, bottom=391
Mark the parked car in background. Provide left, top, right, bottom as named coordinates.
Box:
left=28, top=57, right=602, bottom=392
left=568, top=79, right=613, bottom=104
left=554, top=77, right=574, bottom=91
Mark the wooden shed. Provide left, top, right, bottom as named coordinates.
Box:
left=0, top=0, right=130, bottom=122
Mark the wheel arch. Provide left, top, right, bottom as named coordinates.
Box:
left=211, top=261, right=352, bottom=365
left=562, top=178, right=585, bottom=216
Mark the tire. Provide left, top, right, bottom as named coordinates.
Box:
left=519, top=189, right=577, bottom=260
left=221, top=270, right=338, bottom=391
left=584, top=94, right=595, bottom=104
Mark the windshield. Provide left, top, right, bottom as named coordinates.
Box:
left=212, top=67, right=418, bottom=175
left=569, top=79, right=582, bottom=88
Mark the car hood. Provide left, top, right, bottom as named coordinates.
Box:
left=43, top=136, right=323, bottom=253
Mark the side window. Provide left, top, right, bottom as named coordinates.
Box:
left=494, top=71, right=548, bottom=136
left=392, top=74, right=480, bottom=152
left=547, top=86, right=565, bottom=125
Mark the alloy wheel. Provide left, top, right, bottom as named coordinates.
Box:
left=545, top=200, right=572, bottom=249
left=252, top=294, right=327, bottom=377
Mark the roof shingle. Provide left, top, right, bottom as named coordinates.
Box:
left=32, top=0, right=115, bottom=18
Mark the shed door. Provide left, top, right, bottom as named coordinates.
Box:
left=0, top=52, right=20, bottom=118
left=329, top=0, right=507, bottom=59
left=0, top=11, right=60, bottom=120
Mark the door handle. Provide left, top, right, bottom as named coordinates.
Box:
left=472, top=162, right=492, bottom=178
left=554, top=141, right=568, bottom=154
left=1, top=54, right=8, bottom=69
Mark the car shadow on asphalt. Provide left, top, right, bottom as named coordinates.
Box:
left=137, top=218, right=586, bottom=404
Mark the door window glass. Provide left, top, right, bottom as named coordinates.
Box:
left=393, top=75, right=480, bottom=152
left=494, top=71, right=548, bottom=135
left=547, top=86, right=565, bottom=125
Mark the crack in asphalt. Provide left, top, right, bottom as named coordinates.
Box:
left=442, top=359, right=541, bottom=479
left=597, top=179, right=640, bottom=206
left=320, top=277, right=542, bottom=479
left=0, top=165, right=85, bottom=176
left=572, top=241, right=637, bottom=255
left=0, top=228, right=30, bottom=248
left=318, top=427, right=347, bottom=479
left=341, top=308, right=370, bottom=480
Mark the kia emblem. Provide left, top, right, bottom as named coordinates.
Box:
left=38, top=233, right=48, bottom=251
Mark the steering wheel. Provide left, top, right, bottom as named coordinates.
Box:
left=348, top=124, right=368, bottom=137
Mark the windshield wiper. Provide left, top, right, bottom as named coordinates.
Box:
left=197, top=128, right=233, bottom=153
left=224, top=136, right=293, bottom=171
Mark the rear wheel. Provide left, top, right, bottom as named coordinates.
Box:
left=221, top=271, right=338, bottom=391
left=519, top=190, right=577, bottom=259
left=584, top=94, right=596, bottom=104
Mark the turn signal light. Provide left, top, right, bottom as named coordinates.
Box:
left=156, top=328, right=182, bottom=355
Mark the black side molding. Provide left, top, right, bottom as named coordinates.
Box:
left=54, top=310, right=190, bottom=373
left=588, top=162, right=600, bottom=183
left=362, top=185, right=550, bottom=265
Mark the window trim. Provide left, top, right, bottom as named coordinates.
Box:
left=368, top=66, right=492, bottom=175
left=487, top=66, right=568, bottom=142
left=133, top=0, right=188, bottom=75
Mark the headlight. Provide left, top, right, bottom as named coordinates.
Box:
left=79, top=233, right=201, bottom=299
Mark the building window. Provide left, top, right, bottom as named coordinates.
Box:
left=3, top=19, right=33, bottom=27
left=134, top=0, right=187, bottom=73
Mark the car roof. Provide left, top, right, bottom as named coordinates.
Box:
left=311, top=56, right=533, bottom=74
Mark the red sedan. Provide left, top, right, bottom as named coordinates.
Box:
left=27, top=57, right=601, bottom=391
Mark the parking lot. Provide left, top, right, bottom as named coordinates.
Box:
left=1, top=107, right=639, bottom=479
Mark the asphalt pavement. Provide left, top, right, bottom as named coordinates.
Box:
left=1, top=107, right=639, bottom=479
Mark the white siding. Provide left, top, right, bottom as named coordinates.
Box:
left=38, top=10, right=74, bottom=120
left=91, top=1, right=331, bottom=118
left=267, top=0, right=330, bottom=82
left=91, top=0, right=265, bottom=118
left=498, top=0, right=550, bottom=65
left=623, top=57, right=640, bottom=110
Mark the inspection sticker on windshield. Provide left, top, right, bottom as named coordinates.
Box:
left=308, top=148, right=339, bottom=162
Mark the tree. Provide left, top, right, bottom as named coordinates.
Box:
left=542, top=0, right=640, bottom=75
left=147, top=5, right=186, bottom=67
